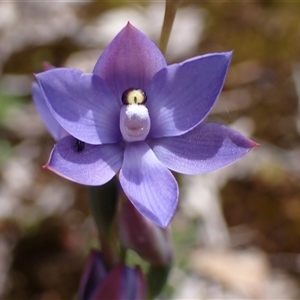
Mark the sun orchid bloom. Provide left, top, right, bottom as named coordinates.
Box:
left=34, top=23, right=256, bottom=228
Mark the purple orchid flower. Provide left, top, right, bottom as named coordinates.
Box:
left=34, top=23, right=256, bottom=228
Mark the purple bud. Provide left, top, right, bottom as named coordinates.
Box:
left=78, top=250, right=107, bottom=300
left=79, top=250, right=147, bottom=300
left=92, top=265, right=147, bottom=300
left=118, top=197, right=173, bottom=265
left=42, top=61, right=55, bottom=71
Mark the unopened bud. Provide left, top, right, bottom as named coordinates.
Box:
left=78, top=250, right=107, bottom=300
left=93, top=265, right=146, bottom=300
left=118, top=197, right=172, bottom=266
left=79, top=249, right=147, bottom=300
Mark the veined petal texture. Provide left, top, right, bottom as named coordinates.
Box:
left=36, top=68, right=121, bottom=145
left=147, top=52, right=232, bottom=138
left=119, top=142, right=178, bottom=228
left=32, top=82, right=67, bottom=141
left=149, top=122, right=257, bottom=174
left=45, top=136, right=123, bottom=186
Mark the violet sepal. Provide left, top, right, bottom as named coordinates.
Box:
left=148, top=122, right=258, bottom=174
left=147, top=52, right=232, bottom=138
left=32, top=82, right=67, bottom=141
left=35, top=69, right=121, bottom=145
left=93, top=22, right=167, bottom=101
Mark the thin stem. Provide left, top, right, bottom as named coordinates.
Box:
left=88, top=178, right=120, bottom=268
left=159, top=0, right=182, bottom=55
left=88, top=178, right=119, bottom=235
left=146, top=262, right=172, bottom=299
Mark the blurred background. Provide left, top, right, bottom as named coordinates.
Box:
left=1, top=1, right=300, bottom=299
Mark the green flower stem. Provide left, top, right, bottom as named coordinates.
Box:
left=88, top=178, right=120, bottom=268
left=98, top=231, right=119, bottom=269
left=88, top=178, right=119, bottom=234
left=159, top=0, right=182, bottom=55
left=146, top=262, right=173, bottom=299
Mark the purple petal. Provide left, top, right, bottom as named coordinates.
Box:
left=148, top=122, right=257, bottom=174
left=93, top=265, right=146, bottom=300
left=93, top=23, right=167, bottom=102
left=36, top=68, right=121, bottom=144
left=119, top=142, right=178, bottom=228
left=78, top=250, right=107, bottom=300
left=147, top=52, right=232, bottom=138
left=32, top=82, right=67, bottom=141
left=45, top=136, right=124, bottom=186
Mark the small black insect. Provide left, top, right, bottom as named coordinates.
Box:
left=75, top=139, right=85, bottom=152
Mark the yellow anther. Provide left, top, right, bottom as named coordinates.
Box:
left=122, top=88, right=147, bottom=105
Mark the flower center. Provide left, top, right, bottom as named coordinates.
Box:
left=122, top=88, right=147, bottom=105
left=120, top=88, right=151, bottom=142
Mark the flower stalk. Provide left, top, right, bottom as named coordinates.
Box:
left=88, top=180, right=120, bottom=268
left=88, top=179, right=119, bottom=235
left=147, top=263, right=172, bottom=299
left=159, top=0, right=182, bottom=55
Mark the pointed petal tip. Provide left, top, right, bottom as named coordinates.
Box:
left=208, top=50, right=233, bottom=60
left=119, top=21, right=138, bottom=36
left=44, top=159, right=111, bottom=186
left=124, top=21, right=136, bottom=30
left=138, top=188, right=178, bottom=229
left=43, top=162, right=63, bottom=177
left=42, top=61, right=55, bottom=71
left=148, top=213, right=171, bottom=228
left=159, top=218, right=171, bottom=229
left=226, top=50, right=233, bottom=60
left=250, top=140, right=259, bottom=148
left=245, top=138, right=259, bottom=151
left=219, top=50, right=233, bottom=65
left=150, top=123, right=258, bottom=176
left=43, top=156, right=78, bottom=183
left=44, top=162, right=89, bottom=185
left=129, top=201, right=174, bottom=229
